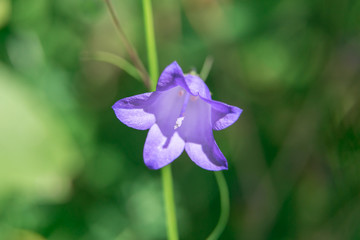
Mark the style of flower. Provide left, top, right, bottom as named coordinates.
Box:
left=112, top=61, right=242, bottom=171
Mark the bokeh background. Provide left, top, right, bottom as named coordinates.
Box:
left=1, top=0, right=360, bottom=239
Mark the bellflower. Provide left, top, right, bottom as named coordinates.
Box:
left=112, top=61, right=242, bottom=171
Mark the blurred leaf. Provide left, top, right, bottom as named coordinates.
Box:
left=242, top=38, right=290, bottom=87
left=11, top=0, right=49, bottom=32
left=0, top=65, right=82, bottom=203
left=82, top=51, right=141, bottom=81
left=0, top=228, right=46, bottom=240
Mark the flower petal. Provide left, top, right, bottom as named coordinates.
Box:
left=185, top=136, right=228, bottom=171
left=149, top=86, right=186, bottom=125
left=143, top=124, right=185, bottom=170
left=157, top=61, right=188, bottom=91
left=177, top=96, right=227, bottom=170
left=112, top=92, right=156, bottom=130
left=184, top=74, right=211, bottom=99
left=143, top=86, right=187, bottom=170
left=201, top=97, right=242, bottom=130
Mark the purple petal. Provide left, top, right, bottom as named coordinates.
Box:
left=176, top=96, right=227, bottom=170
left=185, top=136, right=228, bottom=171
left=178, top=94, right=212, bottom=141
left=184, top=75, right=212, bottom=99
left=143, top=124, right=185, bottom=170
left=157, top=61, right=188, bottom=92
left=112, top=92, right=156, bottom=130
left=149, top=86, right=186, bottom=126
left=201, top=97, right=242, bottom=130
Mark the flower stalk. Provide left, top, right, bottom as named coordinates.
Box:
left=161, top=165, right=179, bottom=240
left=142, top=0, right=179, bottom=239
left=207, top=171, right=230, bottom=240
left=199, top=57, right=230, bottom=240
left=142, top=0, right=159, bottom=92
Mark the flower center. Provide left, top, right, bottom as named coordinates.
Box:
left=172, top=88, right=202, bottom=130
left=173, top=90, right=191, bottom=130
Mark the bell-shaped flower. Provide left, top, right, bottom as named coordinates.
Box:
left=112, top=61, right=242, bottom=171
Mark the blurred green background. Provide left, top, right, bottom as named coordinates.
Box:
left=0, top=0, right=360, bottom=239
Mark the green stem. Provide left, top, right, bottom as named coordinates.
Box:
left=142, top=0, right=158, bottom=91
left=142, top=1, right=179, bottom=240
left=199, top=57, right=229, bottom=240
left=199, top=57, right=230, bottom=239
left=207, top=171, right=230, bottom=240
left=161, top=165, right=179, bottom=240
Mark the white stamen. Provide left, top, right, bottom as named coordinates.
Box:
left=174, top=116, right=185, bottom=129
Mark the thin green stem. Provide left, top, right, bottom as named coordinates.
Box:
left=103, top=0, right=150, bottom=89
left=161, top=165, right=179, bottom=240
left=199, top=57, right=230, bottom=240
left=82, top=51, right=141, bottom=81
left=142, top=1, right=179, bottom=240
left=142, top=0, right=158, bottom=91
left=207, top=171, right=230, bottom=240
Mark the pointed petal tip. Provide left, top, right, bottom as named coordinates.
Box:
left=195, top=161, right=228, bottom=171
left=166, top=60, right=181, bottom=70
left=111, top=102, right=117, bottom=111
left=206, top=99, right=243, bottom=131
left=112, top=93, right=156, bottom=130
left=234, top=106, right=243, bottom=114
left=236, top=106, right=243, bottom=116
left=185, top=141, right=229, bottom=171
left=232, top=106, right=243, bottom=120
left=112, top=100, right=119, bottom=109
left=170, top=60, right=179, bottom=65
left=203, top=161, right=228, bottom=171
left=169, top=61, right=183, bottom=73
left=157, top=61, right=185, bottom=91
left=213, top=166, right=228, bottom=171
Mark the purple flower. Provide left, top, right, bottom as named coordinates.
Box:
left=112, top=61, right=242, bottom=171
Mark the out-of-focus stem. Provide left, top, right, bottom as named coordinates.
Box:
left=200, top=56, right=214, bottom=81
left=103, top=0, right=150, bottom=89
left=207, top=171, right=230, bottom=240
left=199, top=57, right=230, bottom=240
